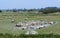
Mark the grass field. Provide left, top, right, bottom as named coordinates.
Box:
left=0, top=12, right=60, bottom=35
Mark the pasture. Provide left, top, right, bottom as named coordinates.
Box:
left=0, top=12, right=60, bottom=35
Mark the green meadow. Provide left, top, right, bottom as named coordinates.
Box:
left=0, top=12, right=60, bottom=35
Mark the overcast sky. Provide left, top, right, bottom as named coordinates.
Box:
left=0, top=0, right=60, bottom=9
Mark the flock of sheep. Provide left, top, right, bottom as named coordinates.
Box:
left=11, top=20, right=56, bottom=30
left=11, top=18, right=56, bottom=34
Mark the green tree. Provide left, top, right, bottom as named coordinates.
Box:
left=0, top=10, right=2, bottom=12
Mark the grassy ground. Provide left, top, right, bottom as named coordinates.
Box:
left=0, top=12, right=60, bottom=35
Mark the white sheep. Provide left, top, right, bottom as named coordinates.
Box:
left=16, top=22, right=23, bottom=27
left=49, top=21, right=54, bottom=25
left=11, top=19, right=15, bottom=23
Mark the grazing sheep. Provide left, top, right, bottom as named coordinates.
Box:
left=14, top=20, right=56, bottom=35
left=25, top=23, right=29, bottom=26
left=22, top=28, right=24, bottom=30
left=21, top=27, right=27, bottom=30
left=38, top=27, right=40, bottom=29
left=16, top=23, right=23, bottom=27
left=11, top=19, right=15, bottom=23
left=16, top=24, right=21, bottom=27
left=31, top=22, right=36, bottom=26
left=30, top=31, right=38, bottom=34
left=39, top=21, right=45, bottom=25
left=49, top=21, right=54, bottom=25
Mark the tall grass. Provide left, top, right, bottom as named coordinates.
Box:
left=0, top=33, right=60, bottom=38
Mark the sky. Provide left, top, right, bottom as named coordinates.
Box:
left=0, top=0, right=60, bottom=9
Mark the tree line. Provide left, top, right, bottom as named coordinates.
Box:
left=0, top=7, right=60, bottom=14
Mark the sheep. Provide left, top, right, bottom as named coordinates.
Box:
left=16, top=23, right=23, bottom=27
left=31, top=22, right=36, bottom=26
left=39, top=21, right=45, bottom=25
left=11, top=19, right=15, bottom=23
left=16, top=24, right=21, bottom=27
left=49, top=21, right=54, bottom=25
left=22, top=28, right=24, bottom=30
left=30, top=31, right=38, bottom=34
